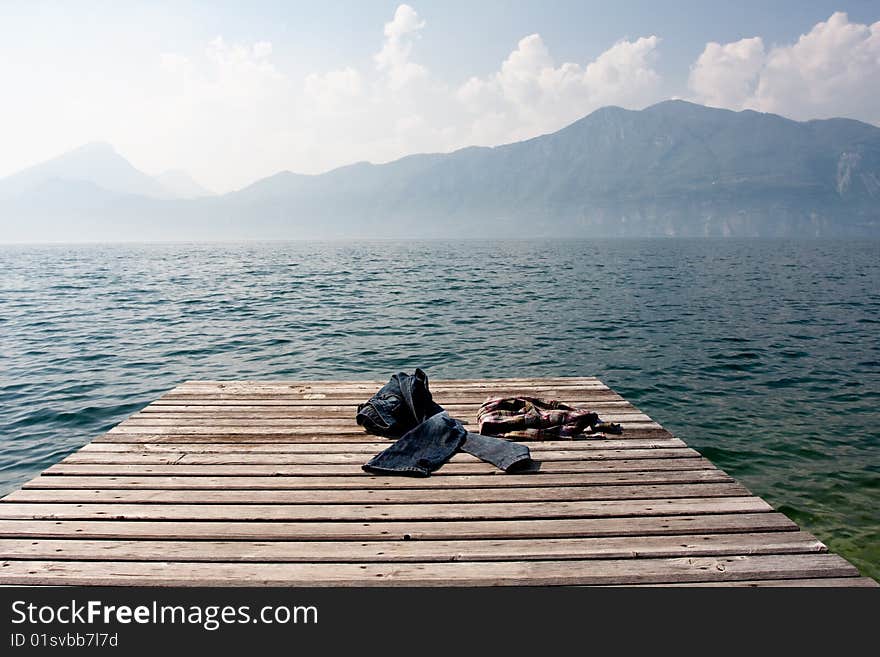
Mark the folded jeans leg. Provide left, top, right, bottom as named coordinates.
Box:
left=362, top=411, right=466, bottom=477
left=460, top=432, right=533, bottom=472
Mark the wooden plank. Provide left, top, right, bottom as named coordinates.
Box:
left=105, top=423, right=661, bottom=436
left=2, top=482, right=750, bottom=505
left=41, top=457, right=717, bottom=476
left=0, top=553, right=857, bottom=586
left=635, top=577, right=878, bottom=587
left=152, top=390, right=625, bottom=404
left=0, top=497, right=772, bottom=521
left=136, top=400, right=641, bottom=415
left=21, top=470, right=734, bottom=490
left=90, top=427, right=676, bottom=443
left=117, top=413, right=654, bottom=426
left=136, top=401, right=641, bottom=414
left=175, top=377, right=602, bottom=387
left=59, top=448, right=698, bottom=465
left=172, top=383, right=609, bottom=395
left=127, top=413, right=632, bottom=422
left=171, top=385, right=615, bottom=392
left=0, top=512, right=799, bottom=540
left=150, top=390, right=626, bottom=405
left=174, top=380, right=604, bottom=391
left=179, top=378, right=602, bottom=386
left=0, top=531, right=825, bottom=563
left=78, top=438, right=686, bottom=452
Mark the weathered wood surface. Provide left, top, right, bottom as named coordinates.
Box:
left=0, top=513, right=801, bottom=541
left=40, top=458, right=719, bottom=476
left=5, top=482, right=751, bottom=504
left=0, top=378, right=873, bottom=587
left=0, top=532, right=826, bottom=562
left=0, top=554, right=858, bottom=587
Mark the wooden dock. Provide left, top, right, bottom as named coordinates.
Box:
left=0, top=377, right=874, bottom=586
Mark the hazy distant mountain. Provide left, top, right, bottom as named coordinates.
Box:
left=2, top=100, right=879, bottom=241
left=0, top=142, right=213, bottom=210
left=153, top=169, right=214, bottom=199
left=0, top=142, right=171, bottom=201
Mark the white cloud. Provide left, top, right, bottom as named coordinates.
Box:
left=252, top=41, right=273, bottom=59
left=159, top=53, right=191, bottom=74
left=203, top=36, right=282, bottom=84
left=688, top=37, right=765, bottom=109
left=582, top=36, right=663, bottom=105
left=374, top=4, right=428, bottom=90
left=497, top=33, right=555, bottom=107
left=454, top=33, right=663, bottom=143
left=689, top=12, right=880, bottom=123
left=304, top=67, right=364, bottom=112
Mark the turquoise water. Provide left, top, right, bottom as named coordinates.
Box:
left=1, top=239, right=878, bottom=579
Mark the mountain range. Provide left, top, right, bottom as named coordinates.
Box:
left=2, top=100, right=878, bottom=241
left=0, top=142, right=212, bottom=203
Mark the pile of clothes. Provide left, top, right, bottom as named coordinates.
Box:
left=356, top=369, right=622, bottom=477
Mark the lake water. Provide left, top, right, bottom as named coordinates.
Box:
left=1, top=239, right=878, bottom=579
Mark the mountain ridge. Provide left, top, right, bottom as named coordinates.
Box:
left=0, top=142, right=213, bottom=203
left=2, top=100, right=879, bottom=241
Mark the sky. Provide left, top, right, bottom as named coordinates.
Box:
left=1, top=0, right=879, bottom=192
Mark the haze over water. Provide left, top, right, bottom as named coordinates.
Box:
left=1, top=238, right=878, bottom=578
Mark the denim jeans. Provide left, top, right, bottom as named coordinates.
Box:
left=461, top=431, right=533, bottom=472
left=358, top=370, right=532, bottom=476
left=363, top=411, right=533, bottom=477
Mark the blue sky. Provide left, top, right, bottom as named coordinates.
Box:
left=1, top=1, right=878, bottom=191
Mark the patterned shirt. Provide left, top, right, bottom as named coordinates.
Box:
left=476, top=396, right=622, bottom=440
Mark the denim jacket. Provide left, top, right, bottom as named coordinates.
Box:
left=356, top=368, right=442, bottom=438
left=357, top=369, right=532, bottom=477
